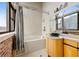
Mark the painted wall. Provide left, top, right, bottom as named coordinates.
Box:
left=21, top=2, right=79, bottom=39
left=42, top=2, right=79, bottom=36
left=22, top=3, right=42, bottom=41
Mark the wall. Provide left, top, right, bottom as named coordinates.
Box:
left=0, top=32, right=14, bottom=57
left=21, top=2, right=79, bottom=39
left=42, top=2, right=79, bottom=36
left=22, top=2, right=42, bottom=41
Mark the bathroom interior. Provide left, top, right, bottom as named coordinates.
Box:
left=0, top=2, right=79, bottom=57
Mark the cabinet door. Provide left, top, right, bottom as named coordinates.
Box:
left=48, top=39, right=63, bottom=57
left=48, top=39, right=56, bottom=57
left=64, top=45, right=77, bottom=57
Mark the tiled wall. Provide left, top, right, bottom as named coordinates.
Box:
left=0, top=37, right=13, bottom=57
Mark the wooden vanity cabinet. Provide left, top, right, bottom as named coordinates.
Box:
left=46, top=37, right=63, bottom=57
left=46, top=37, right=79, bottom=57
left=64, top=44, right=77, bottom=57
left=64, top=39, right=78, bottom=57
left=64, top=39, right=78, bottom=47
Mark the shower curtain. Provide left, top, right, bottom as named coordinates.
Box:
left=15, top=2, right=25, bottom=55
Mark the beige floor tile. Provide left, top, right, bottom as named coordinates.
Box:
left=20, top=49, right=48, bottom=57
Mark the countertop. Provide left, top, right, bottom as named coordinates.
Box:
left=60, top=34, right=79, bottom=42
left=47, top=34, right=79, bottom=42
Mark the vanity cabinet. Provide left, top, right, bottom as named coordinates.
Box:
left=46, top=37, right=63, bottom=57
left=64, top=39, right=78, bottom=57
left=64, top=39, right=78, bottom=47
left=64, top=44, right=77, bottom=57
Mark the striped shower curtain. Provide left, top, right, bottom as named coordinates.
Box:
left=15, top=2, right=25, bottom=55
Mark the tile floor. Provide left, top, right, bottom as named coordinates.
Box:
left=20, top=49, right=48, bottom=57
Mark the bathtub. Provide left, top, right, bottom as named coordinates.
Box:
left=24, top=35, right=46, bottom=54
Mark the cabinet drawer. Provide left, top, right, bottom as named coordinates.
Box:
left=64, top=45, right=77, bottom=57
left=64, top=39, right=78, bottom=48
